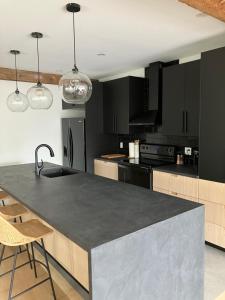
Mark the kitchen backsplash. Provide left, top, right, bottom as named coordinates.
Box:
left=118, top=131, right=198, bottom=155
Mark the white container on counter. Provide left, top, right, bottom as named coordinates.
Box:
left=134, top=141, right=139, bottom=159
left=129, top=142, right=135, bottom=158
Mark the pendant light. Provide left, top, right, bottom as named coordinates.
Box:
left=7, top=50, right=29, bottom=112
left=27, top=32, right=53, bottom=109
left=59, top=3, right=92, bottom=105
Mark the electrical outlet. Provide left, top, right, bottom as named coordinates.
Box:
left=120, top=142, right=124, bottom=149
left=185, top=147, right=192, bottom=156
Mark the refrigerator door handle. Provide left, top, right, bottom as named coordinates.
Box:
left=67, top=128, right=71, bottom=167
left=69, top=127, right=74, bottom=168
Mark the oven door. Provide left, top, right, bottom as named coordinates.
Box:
left=118, top=164, right=151, bottom=189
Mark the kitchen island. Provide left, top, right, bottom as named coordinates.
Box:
left=0, top=163, right=204, bottom=300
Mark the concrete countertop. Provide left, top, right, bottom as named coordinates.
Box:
left=154, top=164, right=199, bottom=178
left=0, top=163, right=201, bottom=251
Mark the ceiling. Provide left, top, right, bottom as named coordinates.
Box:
left=0, top=0, right=225, bottom=79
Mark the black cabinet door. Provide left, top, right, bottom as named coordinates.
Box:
left=199, top=47, right=225, bottom=183
left=86, top=82, right=118, bottom=173
left=184, top=60, right=200, bottom=137
left=114, top=77, right=129, bottom=135
left=162, top=64, right=185, bottom=136
left=103, top=81, right=117, bottom=134
left=103, top=77, right=144, bottom=135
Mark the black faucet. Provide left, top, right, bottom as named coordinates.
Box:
left=35, top=144, right=55, bottom=176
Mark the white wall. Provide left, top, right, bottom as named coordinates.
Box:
left=99, top=53, right=202, bottom=82
left=100, top=68, right=145, bottom=82
left=0, top=80, right=84, bottom=166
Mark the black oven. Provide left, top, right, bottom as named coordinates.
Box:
left=118, top=144, right=176, bottom=189
left=118, top=163, right=152, bottom=189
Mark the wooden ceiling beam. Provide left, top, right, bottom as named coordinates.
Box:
left=0, top=67, right=61, bottom=85
left=179, top=0, right=225, bottom=22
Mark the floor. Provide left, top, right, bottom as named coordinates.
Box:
left=1, top=245, right=225, bottom=299
left=206, top=245, right=225, bottom=300
left=0, top=246, right=83, bottom=300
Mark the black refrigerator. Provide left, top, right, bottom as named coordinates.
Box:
left=62, top=118, right=86, bottom=171
left=61, top=80, right=118, bottom=173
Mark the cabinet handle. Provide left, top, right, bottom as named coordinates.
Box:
left=185, top=111, right=188, bottom=133
left=171, top=191, right=178, bottom=196
left=115, top=115, right=117, bottom=133
left=182, top=111, right=185, bottom=133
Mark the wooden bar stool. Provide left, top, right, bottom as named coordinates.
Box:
left=0, top=202, right=32, bottom=270
left=0, top=203, right=28, bottom=221
left=0, top=216, right=56, bottom=300
left=0, top=190, right=8, bottom=206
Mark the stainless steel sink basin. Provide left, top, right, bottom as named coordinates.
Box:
left=41, top=167, right=78, bottom=178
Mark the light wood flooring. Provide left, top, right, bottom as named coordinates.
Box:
left=0, top=246, right=83, bottom=300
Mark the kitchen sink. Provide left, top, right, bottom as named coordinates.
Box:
left=41, top=167, right=78, bottom=178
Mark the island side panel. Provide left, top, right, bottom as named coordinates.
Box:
left=90, top=206, right=204, bottom=300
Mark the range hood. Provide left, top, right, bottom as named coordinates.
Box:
left=129, top=61, right=164, bottom=126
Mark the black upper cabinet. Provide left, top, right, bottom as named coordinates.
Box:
left=162, top=60, right=200, bottom=137
left=103, top=77, right=145, bottom=134
left=85, top=82, right=118, bottom=173
left=199, top=47, right=225, bottom=183
left=162, top=64, right=184, bottom=136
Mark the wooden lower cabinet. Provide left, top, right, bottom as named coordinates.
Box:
left=3, top=194, right=89, bottom=291
left=153, top=172, right=225, bottom=248
left=199, top=179, right=225, bottom=248
left=153, top=170, right=199, bottom=202
left=94, top=159, right=118, bottom=180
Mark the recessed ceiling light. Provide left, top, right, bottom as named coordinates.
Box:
left=97, top=53, right=106, bottom=56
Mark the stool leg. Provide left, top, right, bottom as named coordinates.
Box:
left=8, top=247, right=18, bottom=300
left=31, top=242, right=37, bottom=278
left=26, top=244, right=33, bottom=270
left=0, top=245, right=5, bottom=266
left=41, top=239, right=56, bottom=300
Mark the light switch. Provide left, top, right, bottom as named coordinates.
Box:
left=120, top=142, right=124, bottom=149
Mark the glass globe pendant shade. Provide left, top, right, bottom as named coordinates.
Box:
left=7, top=90, right=29, bottom=112
left=59, top=69, right=92, bottom=104
left=27, top=83, right=53, bottom=109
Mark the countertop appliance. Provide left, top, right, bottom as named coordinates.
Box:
left=118, top=143, right=175, bottom=189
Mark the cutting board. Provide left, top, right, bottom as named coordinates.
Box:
left=101, top=154, right=126, bottom=159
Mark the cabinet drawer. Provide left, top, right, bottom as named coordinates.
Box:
left=153, top=170, right=198, bottom=199
left=199, top=199, right=224, bottom=226
left=153, top=171, right=171, bottom=190
left=154, top=186, right=198, bottom=202
left=199, top=179, right=225, bottom=205
left=204, top=222, right=225, bottom=248
left=199, top=199, right=225, bottom=248
left=94, top=159, right=118, bottom=180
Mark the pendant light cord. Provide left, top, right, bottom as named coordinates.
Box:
left=14, top=53, right=19, bottom=92
left=36, top=36, right=41, bottom=84
left=73, top=12, right=78, bottom=71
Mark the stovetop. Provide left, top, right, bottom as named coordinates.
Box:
left=118, top=143, right=176, bottom=170
left=119, top=158, right=173, bottom=169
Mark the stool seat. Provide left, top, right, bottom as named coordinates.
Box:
left=14, top=219, right=53, bottom=241
left=0, top=191, right=8, bottom=199
left=0, top=203, right=28, bottom=220
left=0, top=217, right=53, bottom=247
left=0, top=215, right=56, bottom=299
